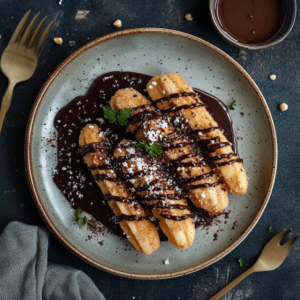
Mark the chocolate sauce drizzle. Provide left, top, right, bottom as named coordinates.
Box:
left=116, top=142, right=193, bottom=221
left=160, top=214, right=194, bottom=221
left=128, top=104, right=218, bottom=191
left=153, top=92, right=197, bottom=104
left=80, top=137, right=193, bottom=222
left=116, top=215, right=152, bottom=222
left=53, top=71, right=237, bottom=240
left=81, top=143, right=156, bottom=222
left=152, top=91, right=242, bottom=169
left=79, top=141, right=111, bottom=157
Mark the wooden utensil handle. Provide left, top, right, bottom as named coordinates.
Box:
left=209, top=267, right=255, bottom=300
left=0, top=80, right=16, bottom=134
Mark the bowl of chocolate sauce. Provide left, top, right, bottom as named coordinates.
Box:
left=210, top=0, right=296, bottom=50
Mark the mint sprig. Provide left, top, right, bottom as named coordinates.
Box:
left=75, top=208, right=96, bottom=228
left=103, top=106, right=132, bottom=127
left=228, top=100, right=237, bottom=110
left=137, top=140, right=162, bottom=156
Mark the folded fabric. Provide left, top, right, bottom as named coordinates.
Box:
left=0, top=221, right=106, bottom=300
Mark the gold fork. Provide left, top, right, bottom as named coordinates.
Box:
left=210, top=229, right=298, bottom=300
left=0, top=11, right=54, bottom=134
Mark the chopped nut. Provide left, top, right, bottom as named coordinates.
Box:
left=185, top=13, right=193, bottom=21
left=269, top=74, right=276, bottom=80
left=113, top=20, right=122, bottom=28
left=279, top=103, right=288, bottom=112
left=54, top=37, right=63, bottom=45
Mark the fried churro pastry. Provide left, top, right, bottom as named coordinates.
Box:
left=146, top=73, right=248, bottom=195
left=79, top=124, right=160, bottom=255
left=110, top=88, right=228, bottom=215
left=114, top=140, right=195, bottom=249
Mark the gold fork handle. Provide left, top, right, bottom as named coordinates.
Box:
left=209, top=267, right=255, bottom=300
left=0, top=80, right=16, bottom=134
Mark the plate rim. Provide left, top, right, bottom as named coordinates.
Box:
left=25, top=27, right=278, bottom=279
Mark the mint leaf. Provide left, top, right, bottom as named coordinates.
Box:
left=137, top=140, right=162, bottom=157
left=74, top=208, right=96, bottom=228
left=103, top=107, right=132, bottom=127
left=149, top=141, right=162, bottom=156
left=103, top=106, right=118, bottom=124
left=82, top=216, right=87, bottom=225
left=75, top=208, right=82, bottom=218
left=238, top=258, right=243, bottom=266
left=87, top=221, right=97, bottom=228
left=137, top=140, right=148, bottom=150
left=117, top=108, right=132, bottom=126
left=228, top=100, right=237, bottom=110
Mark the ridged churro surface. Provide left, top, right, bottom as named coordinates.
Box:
left=146, top=73, right=248, bottom=195
left=79, top=124, right=160, bottom=255
left=111, top=88, right=229, bottom=215
left=114, top=139, right=195, bottom=249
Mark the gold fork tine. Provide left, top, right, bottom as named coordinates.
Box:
left=268, top=228, right=291, bottom=247
left=9, top=11, right=31, bottom=44
left=282, top=234, right=298, bottom=249
left=27, top=16, right=47, bottom=48
left=35, top=21, right=54, bottom=55
left=20, top=13, right=40, bottom=45
left=275, top=228, right=292, bottom=244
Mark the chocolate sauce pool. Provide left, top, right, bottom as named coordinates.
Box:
left=53, top=71, right=237, bottom=240
left=215, top=0, right=284, bottom=44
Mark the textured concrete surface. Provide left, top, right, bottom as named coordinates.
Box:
left=0, top=1, right=299, bottom=299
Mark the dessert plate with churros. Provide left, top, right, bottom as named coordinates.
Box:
left=26, top=29, right=277, bottom=279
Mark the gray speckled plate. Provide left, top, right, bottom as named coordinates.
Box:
left=25, top=28, right=277, bottom=279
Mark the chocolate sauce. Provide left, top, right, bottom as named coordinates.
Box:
left=181, top=172, right=213, bottom=184
left=160, top=214, right=194, bottom=221
left=211, top=158, right=243, bottom=169
left=115, top=142, right=193, bottom=221
left=215, top=0, right=284, bottom=44
left=53, top=71, right=237, bottom=240
left=152, top=89, right=240, bottom=170
left=145, top=203, right=191, bottom=211
left=79, top=141, right=110, bottom=156
left=116, top=215, right=152, bottom=222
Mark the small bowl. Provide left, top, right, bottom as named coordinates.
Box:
left=209, top=0, right=297, bottom=50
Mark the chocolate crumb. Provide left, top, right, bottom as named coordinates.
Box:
left=232, top=221, right=237, bottom=230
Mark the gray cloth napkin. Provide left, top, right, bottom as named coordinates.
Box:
left=0, top=221, right=106, bottom=300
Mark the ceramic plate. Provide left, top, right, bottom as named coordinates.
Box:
left=26, top=28, right=277, bottom=279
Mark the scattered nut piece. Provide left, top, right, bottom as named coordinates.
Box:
left=270, top=74, right=276, bottom=80
left=185, top=13, right=193, bottom=21
left=279, top=103, right=288, bottom=112
left=113, top=20, right=122, bottom=28
left=54, top=37, right=63, bottom=45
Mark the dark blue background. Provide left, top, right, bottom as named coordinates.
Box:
left=1, top=1, right=299, bottom=299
